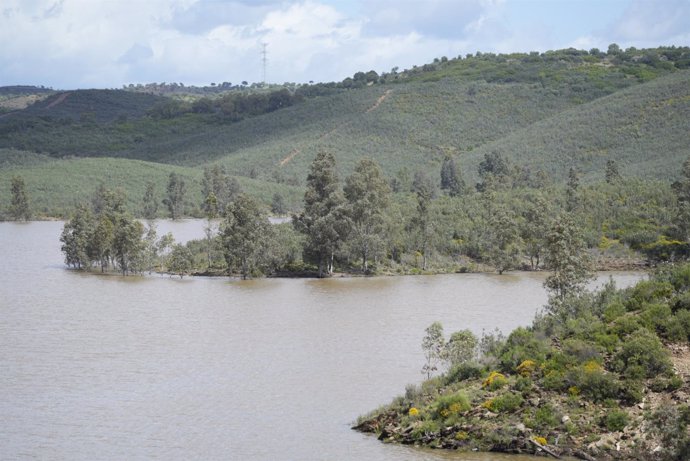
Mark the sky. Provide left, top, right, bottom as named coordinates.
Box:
left=1, top=0, right=689, bottom=89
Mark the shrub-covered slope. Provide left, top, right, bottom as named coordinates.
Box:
left=355, top=265, right=690, bottom=460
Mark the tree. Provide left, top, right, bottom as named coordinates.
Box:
left=163, top=173, right=186, bottom=219
left=271, top=192, right=286, bottom=215
left=111, top=213, right=145, bottom=275
left=9, top=175, right=30, bottom=220
left=293, top=152, right=347, bottom=277
left=343, top=158, right=390, bottom=273
left=566, top=167, right=580, bottom=212
left=520, top=192, right=551, bottom=270
left=202, top=165, right=240, bottom=214
left=477, top=152, right=511, bottom=191
left=167, top=244, right=194, bottom=278
left=60, top=204, right=94, bottom=269
left=142, top=182, right=158, bottom=219
left=222, top=194, right=272, bottom=279
left=440, top=156, right=465, bottom=197
left=445, top=330, right=478, bottom=368
left=544, top=214, right=593, bottom=307
left=605, top=159, right=621, bottom=184
left=410, top=171, right=436, bottom=270
left=422, top=322, right=445, bottom=379
left=484, top=205, right=522, bottom=274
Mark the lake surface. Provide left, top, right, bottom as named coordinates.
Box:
left=0, top=221, right=644, bottom=460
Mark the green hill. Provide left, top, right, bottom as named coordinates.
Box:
left=0, top=149, right=302, bottom=217
left=1, top=46, right=689, bottom=214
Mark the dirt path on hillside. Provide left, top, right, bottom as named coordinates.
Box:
left=670, top=343, right=690, bottom=379
left=366, top=89, right=392, bottom=113
left=278, top=89, right=392, bottom=166
left=45, top=92, right=71, bottom=109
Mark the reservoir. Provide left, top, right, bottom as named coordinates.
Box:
left=0, top=221, right=644, bottom=460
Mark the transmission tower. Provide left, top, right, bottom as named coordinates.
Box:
left=261, top=43, right=268, bottom=85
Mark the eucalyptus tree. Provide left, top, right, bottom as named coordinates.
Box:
left=142, top=182, right=159, bottom=219
left=164, top=172, right=186, bottom=220
left=343, top=158, right=390, bottom=273
left=60, top=204, right=95, bottom=269
left=411, top=171, right=436, bottom=270
left=222, top=193, right=272, bottom=279
left=484, top=205, right=522, bottom=274
left=544, top=213, right=593, bottom=309
left=440, top=156, right=465, bottom=197
left=293, top=152, right=347, bottom=277
left=112, top=213, right=145, bottom=275
left=9, top=175, right=30, bottom=220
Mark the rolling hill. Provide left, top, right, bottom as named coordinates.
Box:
left=1, top=46, right=689, bottom=216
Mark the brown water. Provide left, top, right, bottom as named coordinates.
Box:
left=0, top=221, right=644, bottom=460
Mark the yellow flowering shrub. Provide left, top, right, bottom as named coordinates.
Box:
left=483, top=371, right=508, bottom=390
left=583, top=360, right=603, bottom=374
left=455, top=431, right=469, bottom=441
left=408, top=407, right=419, bottom=417
left=516, top=360, right=537, bottom=377
left=534, top=436, right=548, bottom=446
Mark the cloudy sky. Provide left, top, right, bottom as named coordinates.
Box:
left=1, top=0, right=689, bottom=89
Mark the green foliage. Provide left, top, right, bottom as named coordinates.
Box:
left=499, top=327, right=549, bottom=372
left=222, top=194, right=273, bottom=279
left=8, top=174, right=30, bottom=220
left=487, top=392, right=524, bottom=413
left=613, top=328, right=673, bottom=378
left=601, top=409, right=629, bottom=431
left=293, top=152, right=347, bottom=277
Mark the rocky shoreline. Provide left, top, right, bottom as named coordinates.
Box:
left=353, top=346, right=689, bottom=460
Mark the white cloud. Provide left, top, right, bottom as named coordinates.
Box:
left=0, top=0, right=687, bottom=89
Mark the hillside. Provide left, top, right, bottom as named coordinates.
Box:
left=355, top=265, right=690, bottom=460
left=0, top=149, right=303, bottom=217
left=1, top=46, right=689, bottom=214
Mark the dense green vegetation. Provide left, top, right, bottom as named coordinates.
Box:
left=355, top=263, right=690, bottom=460
left=0, top=149, right=303, bottom=218
left=1, top=46, right=689, bottom=192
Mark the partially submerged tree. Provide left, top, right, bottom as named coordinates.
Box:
left=9, top=175, right=31, bottom=221
left=164, top=172, right=186, bottom=220
left=343, top=158, right=390, bottom=273
left=222, top=194, right=272, bottom=279
left=293, top=152, right=347, bottom=277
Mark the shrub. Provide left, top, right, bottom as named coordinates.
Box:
left=514, top=376, right=534, bottom=393
left=432, top=392, right=471, bottom=420
left=490, top=392, right=524, bottom=413
left=613, top=328, right=673, bottom=378
left=563, top=339, right=603, bottom=364
left=603, top=301, right=626, bottom=322
left=611, top=315, right=643, bottom=338
left=625, top=280, right=673, bottom=311
left=516, top=359, right=537, bottom=377
left=483, top=371, right=508, bottom=390
left=674, top=309, right=690, bottom=340
left=602, top=409, right=629, bottom=431
left=499, top=327, right=549, bottom=371
left=533, top=404, right=560, bottom=430
left=445, top=362, right=483, bottom=384
left=619, top=379, right=644, bottom=405
left=567, top=362, right=620, bottom=402
left=640, top=303, right=673, bottom=336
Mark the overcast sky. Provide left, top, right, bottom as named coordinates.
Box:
left=1, top=0, right=689, bottom=89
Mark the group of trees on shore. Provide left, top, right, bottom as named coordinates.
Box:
left=52, top=150, right=690, bottom=279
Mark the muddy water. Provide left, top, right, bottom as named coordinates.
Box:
left=0, top=221, right=643, bottom=460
